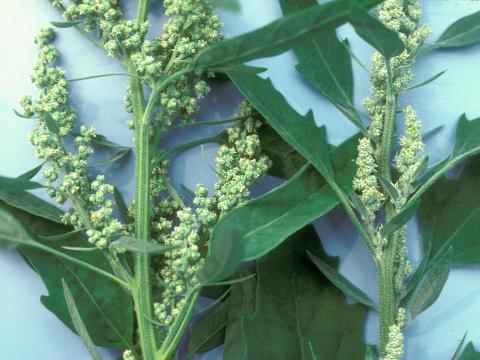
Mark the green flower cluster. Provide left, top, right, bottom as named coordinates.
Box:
left=22, top=28, right=121, bottom=248
left=395, top=106, right=424, bottom=204
left=62, top=0, right=148, bottom=59
left=364, top=0, right=430, bottom=141
left=150, top=0, right=222, bottom=126
left=153, top=101, right=270, bottom=329
left=154, top=207, right=201, bottom=326
left=194, top=101, right=271, bottom=230
left=353, top=138, right=385, bottom=223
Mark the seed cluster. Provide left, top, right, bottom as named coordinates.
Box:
left=21, top=28, right=121, bottom=248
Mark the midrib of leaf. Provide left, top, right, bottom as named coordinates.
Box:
left=199, top=6, right=351, bottom=68
left=309, top=39, right=352, bottom=106
left=438, top=24, right=480, bottom=46
left=431, top=207, right=480, bottom=265
left=242, top=186, right=335, bottom=248
left=61, top=261, right=134, bottom=350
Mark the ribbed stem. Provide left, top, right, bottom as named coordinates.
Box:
left=127, top=9, right=158, bottom=354
left=377, top=60, right=398, bottom=356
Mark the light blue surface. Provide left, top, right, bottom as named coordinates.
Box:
left=1, top=1, right=480, bottom=359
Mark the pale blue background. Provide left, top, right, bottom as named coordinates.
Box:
left=1, top=1, right=480, bottom=359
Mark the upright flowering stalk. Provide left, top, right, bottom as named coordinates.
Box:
left=31, top=1, right=266, bottom=359
left=352, top=1, right=429, bottom=358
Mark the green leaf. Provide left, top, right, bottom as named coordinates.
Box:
left=210, top=0, right=240, bottom=12
left=51, top=19, right=85, bottom=28
left=280, top=0, right=355, bottom=113
left=257, top=124, right=308, bottom=179
left=0, top=175, right=44, bottom=191
left=228, top=71, right=334, bottom=180
left=113, top=187, right=132, bottom=223
left=365, top=345, right=378, bottom=360
left=203, top=133, right=359, bottom=281
left=0, top=208, right=33, bottom=249
left=210, top=64, right=266, bottom=74
left=0, top=190, right=63, bottom=223
left=1, top=201, right=134, bottom=349
left=418, top=156, right=480, bottom=266
left=16, top=162, right=44, bottom=180
left=408, top=258, right=450, bottom=320
left=39, top=228, right=84, bottom=241
left=403, top=70, right=447, bottom=92
left=308, top=250, right=377, bottom=310
left=375, top=173, right=400, bottom=202
left=434, top=11, right=480, bottom=49
left=222, top=226, right=366, bottom=360
left=350, top=10, right=405, bottom=58
left=44, top=114, right=61, bottom=135
left=72, top=132, right=129, bottom=149
left=62, top=280, right=103, bottom=360
left=193, top=0, right=378, bottom=70
left=458, top=342, right=480, bottom=360
left=110, top=236, right=175, bottom=254
left=13, top=108, right=35, bottom=119
left=187, top=298, right=229, bottom=357
left=381, top=199, right=420, bottom=237
left=452, top=333, right=468, bottom=360
left=88, top=148, right=131, bottom=168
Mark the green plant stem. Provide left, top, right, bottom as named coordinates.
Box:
left=377, top=60, right=398, bottom=356
left=129, top=58, right=159, bottom=359
left=158, top=289, right=200, bottom=359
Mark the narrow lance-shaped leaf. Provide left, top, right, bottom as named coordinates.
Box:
left=110, top=236, right=176, bottom=255
left=381, top=199, right=420, bottom=237
left=62, top=280, right=103, bottom=360
left=88, top=148, right=131, bottom=168
left=452, top=332, right=468, bottom=360
left=408, top=258, right=450, bottom=320
left=192, top=0, right=382, bottom=70
left=0, top=208, right=33, bottom=249
left=0, top=190, right=64, bottom=223
left=16, top=162, right=44, bottom=180
left=433, top=10, right=480, bottom=49
left=51, top=19, right=85, bottom=28
left=308, top=250, right=377, bottom=310
left=0, top=175, right=44, bottom=191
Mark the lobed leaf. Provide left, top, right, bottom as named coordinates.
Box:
left=202, top=133, right=359, bottom=282
left=222, top=226, right=366, bottom=360
left=193, top=0, right=382, bottom=70
left=280, top=0, right=358, bottom=128
left=1, top=201, right=134, bottom=348
left=350, top=10, right=405, bottom=59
